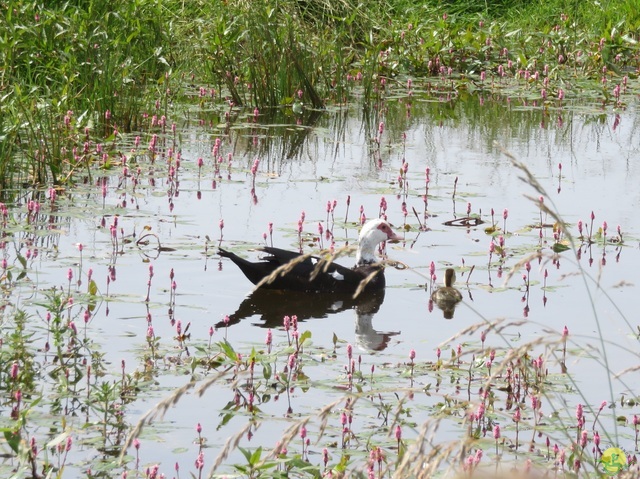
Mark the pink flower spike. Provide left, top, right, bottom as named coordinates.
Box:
left=513, top=408, right=521, bottom=422
left=580, top=430, right=588, bottom=448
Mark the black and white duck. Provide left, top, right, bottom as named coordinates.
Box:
left=218, top=218, right=401, bottom=295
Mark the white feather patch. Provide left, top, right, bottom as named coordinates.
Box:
left=330, top=271, right=345, bottom=281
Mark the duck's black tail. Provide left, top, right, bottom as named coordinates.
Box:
left=218, top=248, right=272, bottom=287
left=217, top=248, right=234, bottom=260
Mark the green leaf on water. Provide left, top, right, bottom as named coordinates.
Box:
left=263, top=362, right=272, bottom=380
left=46, top=431, right=69, bottom=450
left=552, top=242, right=570, bottom=253
left=3, top=430, right=20, bottom=454
left=336, top=453, right=350, bottom=472
left=88, top=279, right=98, bottom=296
left=238, top=446, right=252, bottom=463
left=88, top=279, right=98, bottom=312
left=250, top=446, right=263, bottom=465
left=299, top=330, right=312, bottom=346
left=218, top=340, right=238, bottom=361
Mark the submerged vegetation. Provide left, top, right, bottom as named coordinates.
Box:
left=0, top=0, right=639, bottom=478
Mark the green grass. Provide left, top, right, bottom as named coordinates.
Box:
left=1, top=0, right=639, bottom=186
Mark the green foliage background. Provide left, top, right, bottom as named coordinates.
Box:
left=1, top=0, right=639, bottom=187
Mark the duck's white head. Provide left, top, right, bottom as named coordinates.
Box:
left=356, top=219, right=401, bottom=265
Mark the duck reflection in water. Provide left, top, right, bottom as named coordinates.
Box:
left=430, top=268, right=463, bottom=319
left=216, top=289, right=398, bottom=352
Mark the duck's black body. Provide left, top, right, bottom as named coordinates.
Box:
left=218, top=246, right=386, bottom=294
left=219, top=219, right=401, bottom=295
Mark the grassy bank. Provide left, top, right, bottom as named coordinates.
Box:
left=1, top=0, right=639, bottom=185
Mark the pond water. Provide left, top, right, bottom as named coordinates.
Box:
left=2, top=90, right=639, bottom=476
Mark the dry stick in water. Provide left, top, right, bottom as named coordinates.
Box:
left=466, top=264, right=475, bottom=285
left=411, top=206, right=424, bottom=230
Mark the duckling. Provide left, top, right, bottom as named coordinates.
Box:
left=431, top=268, right=462, bottom=319
left=431, top=268, right=463, bottom=303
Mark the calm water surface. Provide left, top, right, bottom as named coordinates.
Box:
left=4, top=95, right=639, bottom=474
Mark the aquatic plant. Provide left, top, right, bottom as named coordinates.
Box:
left=0, top=2, right=638, bottom=476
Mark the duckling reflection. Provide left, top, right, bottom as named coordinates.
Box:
left=216, top=288, right=388, bottom=337
left=354, top=290, right=399, bottom=352
left=430, top=268, right=462, bottom=319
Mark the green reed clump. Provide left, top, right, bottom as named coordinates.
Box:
left=2, top=0, right=639, bottom=188
left=192, top=0, right=639, bottom=114
left=2, top=0, right=172, bottom=187
left=203, top=1, right=328, bottom=109
left=0, top=273, right=141, bottom=476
